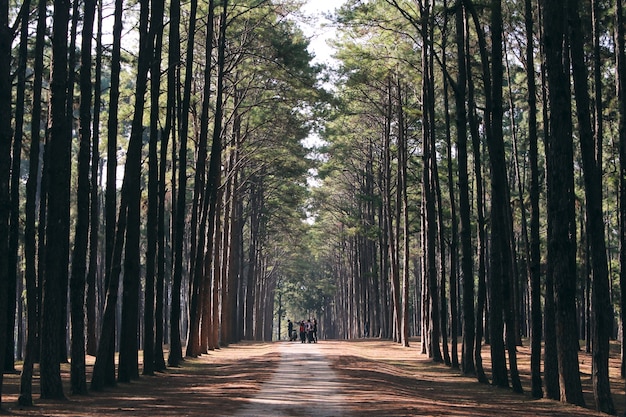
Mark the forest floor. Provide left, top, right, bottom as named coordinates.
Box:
left=0, top=338, right=622, bottom=416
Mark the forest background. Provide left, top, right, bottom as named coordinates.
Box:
left=0, top=0, right=625, bottom=415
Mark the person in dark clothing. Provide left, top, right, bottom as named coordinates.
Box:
left=312, top=318, right=318, bottom=343
left=287, top=319, right=294, bottom=341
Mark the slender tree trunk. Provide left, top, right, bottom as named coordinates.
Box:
left=118, top=0, right=152, bottom=382
left=525, top=0, right=543, bottom=400
left=5, top=0, right=30, bottom=375
left=19, top=0, right=47, bottom=403
left=188, top=0, right=215, bottom=357
left=155, top=0, right=179, bottom=372
left=383, top=80, right=401, bottom=344
left=86, top=0, right=103, bottom=358
left=466, top=35, right=488, bottom=383
left=543, top=0, right=585, bottom=406
left=397, top=80, right=410, bottom=348
left=69, top=0, right=97, bottom=394
left=455, top=0, right=475, bottom=376
left=568, top=0, right=614, bottom=412
left=489, top=0, right=522, bottom=393
left=96, top=0, right=123, bottom=387
left=441, top=0, right=459, bottom=368
left=421, top=5, right=442, bottom=359
left=169, top=0, right=197, bottom=367
left=616, top=1, right=626, bottom=409
left=0, top=0, right=11, bottom=404
left=537, top=0, right=560, bottom=400
left=144, top=0, right=165, bottom=375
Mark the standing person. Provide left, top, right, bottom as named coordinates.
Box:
left=306, top=319, right=313, bottom=343
left=287, top=319, right=294, bottom=341
left=299, top=320, right=306, bottom=343
left=312, top=318, right=318, bottom=343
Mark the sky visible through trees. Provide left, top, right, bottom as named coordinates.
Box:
left=1, top=0, right=626, bottom=416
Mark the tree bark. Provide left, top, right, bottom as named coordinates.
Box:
left=86, top=0, right=103, bottom=358
left=568, top=0, right=614, bottom=411
left=40, top=0, right=71, bottom=398
left=188, top=0, right=214, bottom=357
left=70, top=0, right=97, bottom=394
left=543, top=0, right=585, bottom=406
left=5, top=0, right=30, bottom=375
left=169, top=0, right=196, bottom=367
left=19, top=0, right=47, bottom=403
left=525, top=0, right=543, bottom=400
left=616, top=0, right=626, bottom=408
left=144, top=0, right=165, bottom=375
left=455, top=0, right=475, bottom=376
left=0, top=0, right=11, bottom=404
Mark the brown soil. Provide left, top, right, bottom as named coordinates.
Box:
left=0, top=339, right=623, bottom=416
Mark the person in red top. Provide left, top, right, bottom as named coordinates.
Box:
left=299, top=321, right=306, bottom=343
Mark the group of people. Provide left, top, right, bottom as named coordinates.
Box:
left=287, top=318, right=317, bottom=343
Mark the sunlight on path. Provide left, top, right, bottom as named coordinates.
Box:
left=231, top=342, right=348, bottom=417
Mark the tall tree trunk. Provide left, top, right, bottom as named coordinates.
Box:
left=155, top=0, right=180, bottom=372
left=169, top=0, right=197, bottom=367
left=118, top=0, right=152, bottom=382
left=488, top=0, right=522, bottom=393
left=70, top=0, right=97, bottom=394
left=96, top=0, right=123, bottom=387
left=568, top=0, right=614, bottom=412
left=383, top=80, right=401, bottom=343
left=442, top=0, right=459, bottom=368
left=41, top=0, right=71, bottom=398
left=5, top=0, right=30, bottom=375
left=455, top=0, right=475, bottom=376
left=19, top=0, right=47, bottom=403
left=222, top=86, right=241, bottom=345
left=537, top=0, right=560, bottom=400
left=0, top=0, right=11, bottom=403
left=188, top=0, right=215, bottom=357
left=86, top=0, right=103, bottom=358
left=397, top=80, right=410, bottom=348
left=144, top=0, right=165, bottom=375
left=421, top=4, right=442, bottom=359
left=525, top=0, right=543, bottom=400
left=617, top=0, right=626, bottom=402
left=466, top=32, right=488, bottom=383
left=543, top=0, right=585, bottom=406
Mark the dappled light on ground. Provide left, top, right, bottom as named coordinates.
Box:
left=1, top=340, right=622, bottom=416
left=322, top=339, right=611, bottom=417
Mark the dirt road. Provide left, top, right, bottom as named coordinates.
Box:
left=232, top=342, right=347, bottom=417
